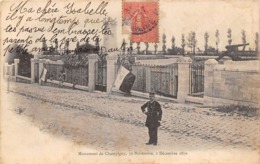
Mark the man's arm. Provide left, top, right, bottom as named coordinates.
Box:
left=157, top=103, right=162, bottom=121
left=141, top=102, right=148, bottom=114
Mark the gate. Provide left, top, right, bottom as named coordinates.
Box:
left=150, top=64, right=178, bottom=98
left=95, top=60, right=107, bottom=92
left=18, top=59, right=31, bottom=78
left=189, top=61, right=204, bottom=97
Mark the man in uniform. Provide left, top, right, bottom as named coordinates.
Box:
left=141, top=92, right=162, bottom=146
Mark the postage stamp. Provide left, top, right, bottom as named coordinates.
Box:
left=122, top=0, right=159, bottom=42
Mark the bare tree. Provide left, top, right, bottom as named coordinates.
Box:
left=215, top=29, right=220, bottom=54
left=204, top=32, right=209, bottom=52
left=181, top=34, right=186, bottom=55
left=227, top=28, right=232, bottom=45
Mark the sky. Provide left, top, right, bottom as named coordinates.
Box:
left=157, top=0, right=259, bottom=51
left=1, top=0, right=259, bottom=55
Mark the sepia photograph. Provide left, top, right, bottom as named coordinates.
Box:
left=1, top=0, right=259, bottom=163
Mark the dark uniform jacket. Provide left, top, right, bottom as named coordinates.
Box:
left=141, top=101, right=162, bottom=128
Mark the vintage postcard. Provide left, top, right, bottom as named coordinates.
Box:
left=1, top=0, right=259, bottom=163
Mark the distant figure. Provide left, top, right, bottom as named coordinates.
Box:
left=59, top=74, right=63, bottom=88
left=141, top=92, right=162, bottom=146
left=59, top=71, right=65, bottom=88
left=73, top=77, right=78, bottom=89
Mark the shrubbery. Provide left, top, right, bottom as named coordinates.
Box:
left=213, top=105, right=259, bottom=117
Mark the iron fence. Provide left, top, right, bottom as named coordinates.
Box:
left=189, top=61, right=204, bottom=97
left=44, top=63, right=88, bottom=86
left=114, top=62, right=178, bottom=98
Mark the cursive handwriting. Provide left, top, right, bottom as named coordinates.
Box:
left=3, top=0, right=118, bottom=57
left=64, top=1, right=108, bottom=16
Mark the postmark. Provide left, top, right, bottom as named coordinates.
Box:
left=122, top=0, right=158, bottom=42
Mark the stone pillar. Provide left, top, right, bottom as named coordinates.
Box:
left=30, top=58, right=36, bottom=83
left=203, top=59, right=218, bottom=106
left=11, top=64, right=15, bottom=76
left=106, top=52, right=118, bottom=93
left=145, top=66, right=151, bottom=93
left=4, top=63, right=8, bottom=80
left=34, top=54, right=40, bottom=59
left=38, top=59, right=45, bottom=84
left=88, top=54, right=99, bottom=92
left=14, top=59, right=19, bottom=78
left=177, top=57, right=192, bottom=103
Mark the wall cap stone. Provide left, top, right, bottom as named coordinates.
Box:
left=106, top=52, right=118, bottom=60
left=176, top=57, right=192, bottom=63
left=205, top=59, right=218, bottom=65
left=14, top=59, right=20, bottom=63
left=30, top=58, right=37, bottom=62
left=88, top=53, right=99, bottom=59
left=56, top=60, right=64, bottom=64
left=39, top=59, right=45, bottom=63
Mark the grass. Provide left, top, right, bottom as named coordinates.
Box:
left=212, top=105, right=259, bottom=117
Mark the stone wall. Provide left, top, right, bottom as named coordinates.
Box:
left=204, top=60, right=259, bottom=106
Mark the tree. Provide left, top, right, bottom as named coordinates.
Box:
left=76, top=41, right=80, bottom=49
left=129, top=40, right=133, bottom=55
left=171, top=36, right=175, bottom=54
left=145, top=42, right=149, bottom=55
left=227, top=28, right=232, bottom=45
left=136, top=42, right=140, bottom=54
left=241, top=30, right=246, bottom=44
left=54, top=38, right=58, bottom=50
left=241, top=30, right=246, bottom=51
left=181, top=34, right=186, bottom=55
left=42, top=37, right=47, bottom=51
left=154, top=43, right=158, bottom=54
left=215, top=29, right=220, bottom=53
left=204, top=32, right=209, bottom=52
left=255, top=32, right=259, bottom=51
left=187, top=32, right=193, bottom=54
left=191, top=31, right=197, bottom=55
left=162, top=34, right=166, bottom=54
left=122, top=39, right=126, bottom=54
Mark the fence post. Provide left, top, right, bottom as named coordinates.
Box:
left=145, top=66, right=151, bottom=92
left=203, top=59, right=218, bottom=106
left=14, top=59, right=19, bottom=80
left=106, top=52, right=118, bottom=93
left=177, top=57, right=192, bottom=103
left=88, top=54, right=99, bottom=92
left=30, top=58, right=36, bottom=83
left=38, top=59, right=45, bottom=84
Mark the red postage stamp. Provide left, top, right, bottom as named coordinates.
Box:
left=122, top=0, right=158, bottom=43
